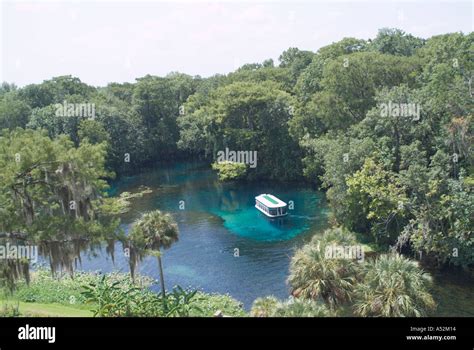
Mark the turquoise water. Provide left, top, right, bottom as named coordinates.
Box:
left=109, top=162, right=329, bottom=242
left=78, top=161, right=473, bottom=314
left=82, top=161, right=330, bottom=307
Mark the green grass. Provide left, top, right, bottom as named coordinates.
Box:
left=11, top=270, right=97, bottom=305
left=0, top=270, right=133, bottom=317
left=2, top=269, right=247, bottom=317
left=1, top=299, right=93, bottom=317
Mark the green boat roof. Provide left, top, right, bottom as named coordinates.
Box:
left=255, top=194, right=287, bottom=208
left=263, top=195, right=278, bottom=205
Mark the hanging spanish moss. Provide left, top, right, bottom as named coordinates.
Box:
left=1, top=158, right=114, bottom=286
left=123, top=241, right=146, bottom=283
left=39, top=240, right=87, bottom=277
left=0, top=130, right=150, bottom=289
left=106, top=239, right=116, bottom=264
left=0, top=258, right=30, bottom=292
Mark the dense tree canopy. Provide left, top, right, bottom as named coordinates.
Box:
left=0, top=129, right=120, bottom=287
left=178, top=80, right=301, bottom=180
left=0, top=28, right=472, bottom=285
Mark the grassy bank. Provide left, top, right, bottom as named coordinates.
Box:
left=0, top=299, right=93, bottom=317
left=1, top=269, right=246, bottom=317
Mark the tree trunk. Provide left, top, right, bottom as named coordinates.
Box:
left=157, top=254, right=167, bottom=311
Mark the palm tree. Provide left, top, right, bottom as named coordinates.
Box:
left=250, top=296, right=279, bottom=317
left=250, top=296, right=334, bottom=317
left=128, top=210, right=179, bottom=299
left=315, top=226, right=356, bottom=245
left=288, top=241, right=358, bottom=309
left=288, top=228, right=360, bottom=309
left=272, top=298, right=334, bottom=317
left=353, top=254, right=436, bottom=317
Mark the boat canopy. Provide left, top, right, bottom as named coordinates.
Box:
left=255, top=194, right=287, bottom=208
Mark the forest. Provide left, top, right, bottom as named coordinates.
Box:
left=0, top=28, right=472, bottom=317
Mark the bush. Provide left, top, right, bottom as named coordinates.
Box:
left=251, top=296, right=334, bottom=317
left=211, top=161, right=247, bottom=181
left=353, top=254, right=436, bottom=317
left=6, top=269, right=247, bottom=317
left=190, top=292, right=246, bottom=317
left=12, top=269, right=151, bottom=307
left=81, top=274, right=159, bottom=317
left=0, top=303, right=21, bottom=317
left=250, top=296, right=280, bottom=317
left=273, top=298, right=334, bottom=317
left=81, top=275, right=246, bottom=317
left=13, top=269, right=98, bottom=305
left=288, top=227, right=361, bottom=308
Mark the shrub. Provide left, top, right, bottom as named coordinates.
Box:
left=251, top=296, right=334, bottom=317
left=353, top=254, right=436, bottom=317
left=211, top=161, right=247, bottom=181
left=288, top=227, right=361, bottom=308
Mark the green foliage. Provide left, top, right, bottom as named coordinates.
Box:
left=272, top=298, right=334, bottom=317
left=294, top=31, right=473, bottom=269
left=12, top=269, right=97, bottom=305
left=81, top=274, right=156, bottom=317
left=81, top=274, right=244, bottom=317
left=369, top=28, right=425, bottom=56
left=212, top=161, right=247, bottom=181
left=353, top=254, right=436, bottom=317
left=0, top=92, right=31, bottom=130
left=132, top=74, right=194, bottom=160
left=284, top=230, right=437, bottom=317
left=250, top=296, right=280, bottom=317
left=299, top=133, right=376, bottom=226
left=78, top=119, right=111, bottom=146
left=228, top=65, right=292, bottom=91
left=296, top=37, right=367, bottom=100
left=18, top=74, right=199, bottom=175
left=190, top=292, right=246, bottom=317
left=127, top=210, right=179, bottom=300
left=5, top=270, right=245, bottom=317
left=403, top=178, right=474, bottom=267
left=19, top=75, right=96, bottom=109
left=0, top=303, right=21, bottom=317
left=178, top=80, right=302, bottom=181
left=0, top=28, right=471, bottom=310
left=288, top=227, right=360, bottom=308
left=128, top=210, right=179, bottom=255
left=346, top=158, right=408, bottom=243
left=0, top=129, right=121, bottom=284
left=0, top=129, right=112, bottom=234
left=278, top=47, right=315, bottom=84
left=251, top=296, right=333, bottom=317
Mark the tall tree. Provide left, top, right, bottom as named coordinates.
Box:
left=0, top=129, right=119, bottom=287
left=127, top=210, right=179, bottom=299
left=369, top=28, right=425, bottom=56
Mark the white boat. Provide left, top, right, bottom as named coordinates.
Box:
left=255, top=194, right=288, bottom=218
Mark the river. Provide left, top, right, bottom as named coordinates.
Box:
left=76, top=161, right=473, bottom=314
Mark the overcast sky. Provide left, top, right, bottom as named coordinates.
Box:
left=1, top=0, right=472, bottom=87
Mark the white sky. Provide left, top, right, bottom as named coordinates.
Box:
left=1, top=0, right=472, bottom=87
